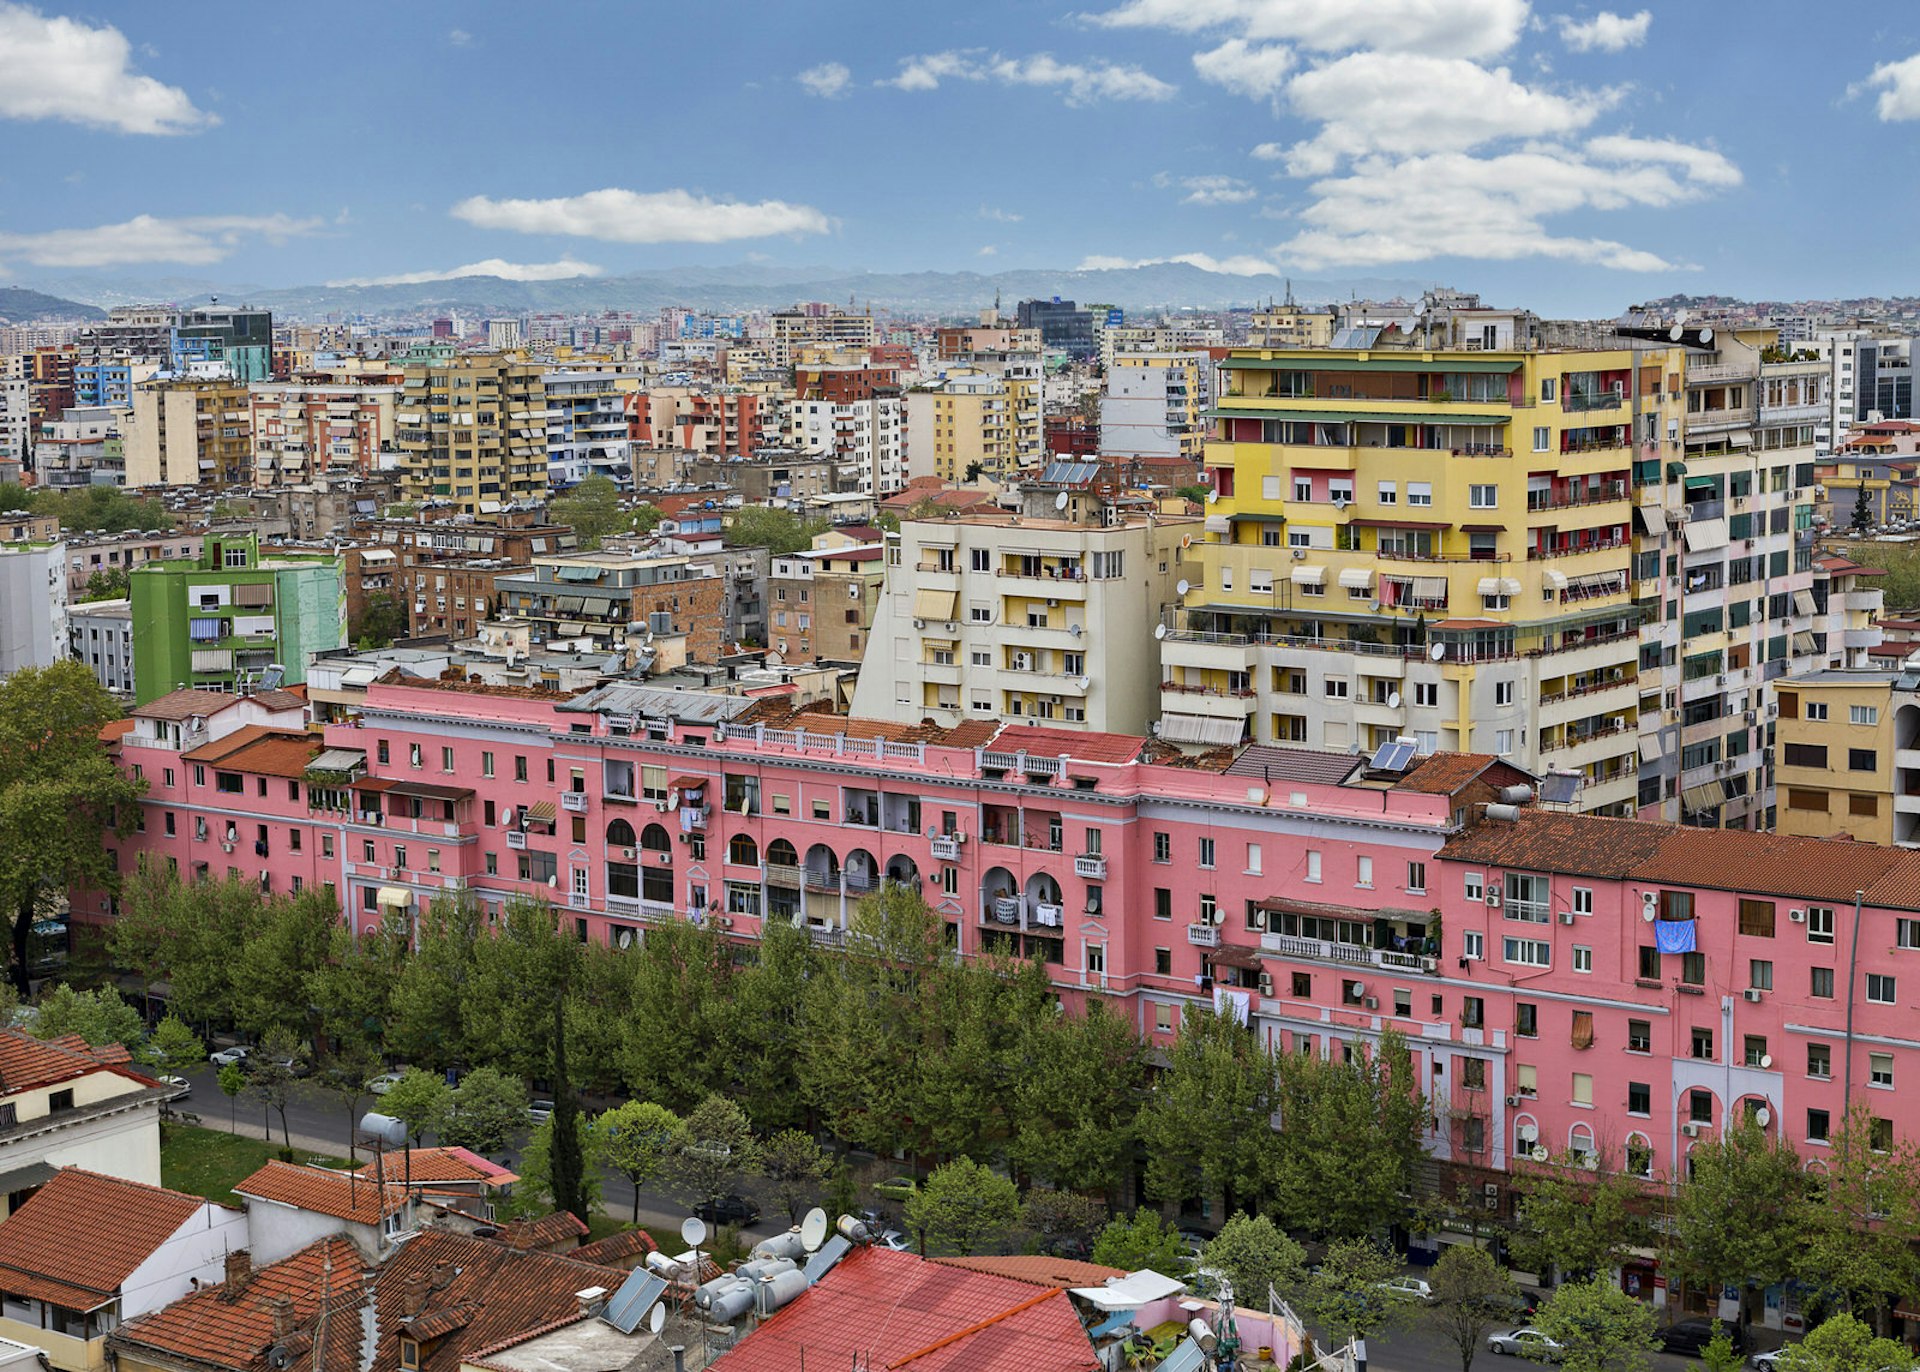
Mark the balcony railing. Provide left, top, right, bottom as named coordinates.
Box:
left=929, top=834, right=963, bottom=862
left=1188, top=924, right=1220, bottom=947
left=560, top=791, right=589, bottom=812
left=1074, top=854, right=1108, bottom=880
left=1259, top=931, right=1437, bottom=974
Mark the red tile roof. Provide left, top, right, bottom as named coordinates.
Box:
left=568, top=1228, right=658, bottom=1267
left=135, top=688, right=243, bottom=722
left=1392, top=753, right=1526, bottom=796
left=491, top=1212, right=587, bottom=1251
left=0, top=1026, right=153, bottom=1095
left=990, top=724, right=1144, bottom=766
left=931, top=1255, right=1125, bottom=1288
left=353, top=1148, right=517, bottom=1187
left=0, top=1168, right=217, bottom=1310
left=719, top=1246, right=1097, bottom=1372
left=236, top=1161, right=408, bottom=1225
left=184, top=726, right=322, bottom=778
left=110, top=1236, right=369, bottom=1372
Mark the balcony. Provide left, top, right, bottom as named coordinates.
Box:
left=1188, top=923, right=1220, bottom=948
left=560, top=791, right=589, bottom=812
left=1259, top=931, right=1437, bottom=974
left=930, top=834, right=963, bottom=862
left=506, top=830, right=528, bottom=850
left=765, top=863, right=804, bottom=891
left=1074, top=853, right=1108, bottom=880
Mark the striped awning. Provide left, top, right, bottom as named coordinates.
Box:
left=1291, top=565, right=1326, bottom=586
left=1338, top=567, right=1375, bottom=590
left=913, top=587, right=956, bottom=620
left=1159, top=713, right=1244, bottom=746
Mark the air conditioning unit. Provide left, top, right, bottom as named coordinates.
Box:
left=220, top=841, right=234, bottom=853
left=1682, top=1122, right=1705, bottom=1138
left=1788, top=908, right=1806, bottom=923
left=1363, top=995, right=1379, bottom=1011
left=1257, top=972, right=1274, bottom=995
left=1485, top=891, right=1502, bottom=908
left=1291, top=548, right=1306, bottom=560
left=912, top=618, right=926, bottom=630
left=1559, top=910, right=1575, bottom=925
left=1505, top=1095, right=1520, bottom=1108
left=621, top=846, right=637, bottom=860
left=656, top=852, right=672, bottom=865
left=1743, top=987, right=1764, bottom=1002
left=1046, top=598, right=1059, bottom=608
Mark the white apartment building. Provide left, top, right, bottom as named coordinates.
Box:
left=0, top=540, right=69, bottom=678
left=852, top=487, right=1195, bottom=733
left=795, top=392, right=903, bottom=496
left=70, top=597, right=135, bottom=696
left=1098, top=351, right=1213, bottom=462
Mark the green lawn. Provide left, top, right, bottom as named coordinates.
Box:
left=160, top=1124, right=350, bottom=1206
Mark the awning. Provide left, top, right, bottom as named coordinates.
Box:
left=1635, top=506, right=1669, bottom=536
left=376, top=886, right=413, bottom=906
left=1638, top=733, right=1668, bottom=763
left=1069, top=1271, right=1189, bottom=1313
left=1501, top=577, right=1522, bottom=596
left=913, top=587, right=956, bottom=620
left=1459, top=523, right=1506, bottom=533
left=308, top=748, right=366, bottom=773
left=1477, top=577, right=1505, bottom=597
left=1204, top=407, right=1510, bottom=426
left=1203, top=515, right=1230, bottom=534
left=341, top=665, right=381, bottom=687
left=1413, top=576, right=1448, bottom=599
left=1682, top=781, right=1727, bottom=812
left=0, top=1163, right=57, bottom=1195
left=1159, top=713, right=1245, bottom=746
left=1259, top=895, right=1430, bottom=921
left=1683, top=518, right=1728, bottom=552
left=556, top=565, right=601, bottom=582
left=386, top=780, right=474, bottom=802
left=1793, top=589, right=1817, bottom=616
left=1793, top=631, right=1818, bottom=653
left=1208, top=945, right=1265, bottom=972
left=1543, top=569, right=1569, bottom=590
left=1291, top=565, right=1326, bottom=586
left=1219, top=357, right=1519, bottom=374
left=358, top=549, right=397, bottom=563
left=1338, top=567, right=1375, bottom=590
left=525, top=800, right=557, bottom=822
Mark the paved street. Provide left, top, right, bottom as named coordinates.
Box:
left=1361, top=1317, right=1725, bottom=1372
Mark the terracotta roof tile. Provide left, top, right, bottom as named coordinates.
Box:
left=1865, top=855, right=1920, bottom=910
left=491, top=1212, right=587, bottom=1251
left=184, top=726, right=322, bottom=778
left=1223, top=746, right=1361, bottom=787
left=1393, top=753, right=1525, bottom=796
left=236, top=1160, right=407, bottom=1225
left=352, top=1148, right=517, bottom=1187
left=0, top=1168, right=216, bottom=1310
left=931, top=1254, right=1125, bottom=1288
left=1437, top=810, right=1676, bottom=879
left=110, top=1236, right=368, bottom=1372
left=568, top=1228, right=658, bottom=1266
left=989, top=724, right=1144, bottom=766
left=0, top=1027, right=151, bottom=1094
left=251, top=688, right=307, bottom=713
left=136, top=688, right=242, bottom=722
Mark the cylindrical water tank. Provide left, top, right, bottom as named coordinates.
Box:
left=1189, top=1319, right=1218, bottom=1352
left=645, top=1251, right=686, bottom=1279
left=755, top=1270, right=810, bottom=1316
left=836, top=1215, right=871, bottom=1244
left=1485, top=803, right=1522, bottom=822
left=693, top=1275, right=740, bottom=1310
left=1498, top=784, right=1533, bottom=805
left=736, top=1258, right=797, bottom=1283
left=750, top=1231, right=808, bottom=1262
left=706, top=1281, right=755, bottom=1323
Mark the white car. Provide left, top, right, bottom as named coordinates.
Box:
left=527, top=1099, right=555, bottom=1125
left=1380, top=1276, right=1434, bottom=1302
left=1749, top=1352, right=1786, bottom=1371
left=876, top=1229, right=912, bottom=1252
left=366, top=1070, right=406, bottom=1096
left=1489, top=1328, right=1565, bottom=1360
left=209, top=1046, right=249, bottom=1069
left=157, top=1074, right=190, bottom=1095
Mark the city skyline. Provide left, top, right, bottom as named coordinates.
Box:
left=0, top=1, right=1918, bottom=316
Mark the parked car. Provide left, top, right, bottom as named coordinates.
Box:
left=1662, top=1319, right=1745, bottom=1357
left=157, top=1074, right=191, bottom=1096
left=209, top=1046, right=249, bottom=1069
left=695, top=1194, right=761, bottom=1226
left=526, top=1099, right=555, bottom=1125
left=876, top=1229, right=912, bottom=1251
left=1379, top=1276, right=1434, bottom=1302
left=1749, top=1351, right=1788, bottom=1371
left=366, top=1070, right=406, bottom=1096
left=1488, top=1328, right=1565, bottom=1360
left=1493, top=1291, right=1541, bottom=1320
left=874, top=1175, right=918, bottom=1203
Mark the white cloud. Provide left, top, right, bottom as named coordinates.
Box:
left=1863, top=53, right=1920, bottom=122
left=1250, top=141, right=1286, bottom=160
left=882, top=49, right=1174, bottom=104
left=325, top=258, right=602, bottom=289
left=977, top=245, right=998, bottom=256
left=1281, top=53, right=1618, bottom=173
left=0, top=213, right=319, bottom=268
left=1585, top=134, right=1741, bottom=188
left=1157, top=172, right=1258, bottom=205
left=1271, top=147, right=1734, bottom=270
left=1077, top=251, right=1281, bottom=275
left=1556, top=9, right=1651, bottom=52
left=978, top=205, right=1024, bottom=222
left=798, top=61, right=851, bottom=98
left=1085, top=0, right=1529, bottom=59
left=450, top=188, right=831, bottom=243
left=447, top=27, right=473, bottom=47
left=0, top=2, right=213, bottom=133
left=1191, top=39, right=1293, bottom=100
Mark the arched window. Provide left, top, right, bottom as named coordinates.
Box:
left=606, top=818, right=636, bottom=847
left=641, top=823, right=672, bottom=852
left=1625, top=1133, right=1653, bottom=1179
left=1569, top=1123, right=1595, bottom=1166
left=728, top=833, right=759, bottom=867
left=767, top=839, right=799, bottom=867
left=1514, top=1115, right=1540, bottom=1160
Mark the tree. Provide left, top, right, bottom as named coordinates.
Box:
left=1008, top=997, right=1147, bottom=1200
left=32, top=983, right=146, bottom=1048
left=351, top=591, right=408, bottom=648
left=1174, top=484, right=1210, bottom=505
left=550, top=476, right=630, bottom=550
left=1022, top=1190, right=1108, bottom=1255
left=1672, top=1119, right=1805, bottom=1330
left=724, top=506, right=827, bottom=556
left=382, top=1068, right=452, bottom=1147
left=109, top=866, right=266, bottom=1028
left=1092, top=1210, right=1188, bottom=1275
left=1700, top=1331, right=1741, bottom=1372
left=387, top=894, right=483, bottom=1071
left=1852, top=478, right=1876, bottom=535
left=1301, top=1239, right=1402, bottom=1348
left=250, top=1027, right=304, bottom=1154
left=79, top=568, right=130, bottom=603
left=1509, top=1157, right=1652, bottom=1281
left=217, top=1061, right=246, bottom=1132
left=597, top=1101, right=681, bottom=1225
left=547, top=995, right=589, bottom=1225
left=1269, top=1029, right=1427, bottom=1239
left=438, top=1067, right=528, bottom=1155
left=509, top=1114, right=605, bottom=1222
left=902, top=1159, right=1020, bottom=1256
left=315, top=1039, right=380, bottom=1164
left=1780, top=1312, right=1915, bottom=1372
left=1202, top=1212, right=1306, bottom=1311
left=1531, top=1276, right=1660, bottom=1372
left=632, top=503, right=665, bottom=534
left=1429, top=1244, right=1520, bottom=1372
left=670, top=1093, right=759, bottom=1214
left=0, top=663, right=144, bottom=993
left=140, top=1015, right=205, bottom=1076
left=231, top=890, right=336, bottom=1042
left=1796, top=1107, right=1920, bottom=1327
left=1137, top=1007, right=1273, bottom=1214
left=762, top=1129, right=831, bottom=1224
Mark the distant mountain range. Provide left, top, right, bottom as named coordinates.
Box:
left=18, top=262, right=1432, bottom=321
left=0, top=288, right=106, bottom=322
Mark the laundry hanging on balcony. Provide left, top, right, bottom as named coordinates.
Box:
left=1653, top=918, right=1697, bottom=955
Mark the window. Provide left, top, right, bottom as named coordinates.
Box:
left=1462, top=997, right=1485, bottom=1029
left=1244, top=842, right=1262, bottom=875
left=1691, top=1027, right=1714, bottom=1060
left=514, top=755, right=528, bottom=782
left=1407, top=482, right=1432, bottom=506
left=1515, top=1003, right=1537, bottom=1037
left=1198, top=838, right=1215, bottom=869
left=1570, top=886, right=1593, bottom=916
left=1690, top=1089, right=1713, bottom=1124
left=1874, top=1117, right=1895, bottom=1152
left=1807, top=1109, right=1830, bottom=1143
left=1628, top=1081, right=1651, bottom=1115
left=1494, top=680, right=1514, bottom=707
left=1413, top=681, right=1438, bottom=707
left=1738, top=899, right=1775, bottom=938
left=1291, top=971, right=1312, bottom=997
left=1745, top=1035, right=1769, bottom=1067
left=1868, top=973, right=1897, bottom=1005
left=376, top=740, right=390, bottom=764
left=1750, top=960, right=1773, bottom=991
left=1854, top=794, right=1881, bottom=817
left=1407, top=861, right=1426, bottom=894
left=1462, top=1057, right=1487, bottom=1090
left=1850, top=748, right=1878, bottom=772
left=1533, top=426, right=1551, bottom=452
left=1324, top=678, right=1349, bottom=699
left=1377, top=480, right=1397, bottom=505
left=481, top=751, right=495, bottom=778
left=1572, top=1073, right=1593, bottom=1106
left=1852, top=704, right=1880, bottom=724
left=1808, top=906, right=1835, bottom=944
left=1871, top=1052, right=1894, bottom=1087
left=1468, top=484, right=1497, bottom=508
left=1293, top=476, right=1313, bottom=502
left=1464, top=872, right=1484, bottom=901
left=1681, top=951, right=1705, bottom=985
left=1899, top=919, right=1920, bottom=950
left=1394, top=989, right=1411, bottom=1017
left=1571, top=1010, right=1594, bottom=1048
left=1152, top=832, right=1171, bottom=863
left=1154, top=1003, right=1173, bottom=1033
left=1628, top=1019, right=1651, bottom=1053
left=1305, top=850, right=1322, bottom=882
left=408, top=743, right=422, bottom=769
left=1808, top=1043, right=1831, bottom=1079
left=1494, top=729, right=1514, bottom=755
left=1463, top=930, right=1484, bottom=960
left=1572, top=945, right=1593, bottom=973
left=1504, top=872, right=1548, bottom=922
left=1154, top=888, right=1171, bottom=920
left=1516, top=1063, right=1537, bottom=1097
left=1806, top=700, right=1829, bottom=721
left=400, top=1339, right=420, bottom=1370
left=1154, top=947, right=1171, bottom=976
left=1811, top=966, right=1835, bottom=998
left=1504, top=937, right=1550, bottom=968
left=1356, top=855, right=1373, bottom=888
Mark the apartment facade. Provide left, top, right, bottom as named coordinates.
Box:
left=793, top=364, right=903, bottom=496
left=542, top=369, right=641, bottom=487
left=248, top=380, right=400, bottom=484
left=1160, top=342, right=1686, bottom=816
left=0, top=539, right=70, bottom=678
left=492, top=550, right=726, bottom=662
left=1098, top=351, right=1213, bottom=462
left=905, top=364, right=1042, bottom=485
left=394, top=356, right=548, bottom=516
left=768, top=309, right=876, bottom=369
left=851, top=494, right=1194, bottom=733
left=123, top=378, right=253, bottom=486
left=768, top=536, right=885, bottom=662
left=69, top=598, right=135, bottom=696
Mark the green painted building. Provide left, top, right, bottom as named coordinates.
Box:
left=129, top=533, right=346, bottom=705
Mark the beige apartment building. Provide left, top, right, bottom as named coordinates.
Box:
left=395, top=355, right=548, bottom=516
left=905, top=364, right=1042, bottom=484
left=768, top=532, right=886, bottom=663
left=122, top=378, right=252, bottom=485
left=248, top=379, right=400, bottom=485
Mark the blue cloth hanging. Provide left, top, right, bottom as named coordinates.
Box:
left=1653, top=919, right=1697, bottom=954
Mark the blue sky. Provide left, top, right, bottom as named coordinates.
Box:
left=2, top=0, right=1919, bottom=313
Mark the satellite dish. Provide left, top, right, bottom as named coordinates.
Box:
left=1669, top=324, right=1684, bottom=342
left=1531, top=1145, right=1549, bottom=1163
left=1055, top=491, right=1069, bottom=511
left=1674, top=307, right=1691, bottom=325
left=1641, top=905, right=1657, bottom=923
left=1205, top=489, right=1218, bottom=503
left=1759, top=1054, right=1773, bottom=1070
left=1176, top=579, right=1191, bottom=595
left=681, top=1216, right=708, bottom=1249
left=647, top=1304, right=666, bottom=1336
left=800, top=1208, right=829, bottom=1253
left=1428, top=643, right=1446, bottom=662
left=1699, top=327, right=1714, bottom=345
left=1076, top=676, right=1091, bottom=691
left=791, top=911, right=805, bottom=928
left=1755, top=1106, right=1772, bottom=1127
left=1387, top=691, right=1402, bottom=709
left=1153, top=623, right=1167, bottom=640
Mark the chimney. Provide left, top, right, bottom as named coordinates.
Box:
left=271, top=1295, right=295, bottom=1341
left=225, top=1249, right=250, bottom=1288
left=574, top=1286, right=607, bottom=1320
left=399, top=1271, right=429, bottom=1318
left=669, top=1349, right=685, bottom=1372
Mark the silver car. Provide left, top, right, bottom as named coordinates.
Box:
left=1489, top=1328, right=1565, bottom=1360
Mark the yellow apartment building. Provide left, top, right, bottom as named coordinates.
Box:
left=1774, top=670, right=1903, bottom=844
left=394, top=355, right=548, bottom=517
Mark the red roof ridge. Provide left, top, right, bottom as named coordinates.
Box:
left=886, top=1283, right=1066, bottom=1369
